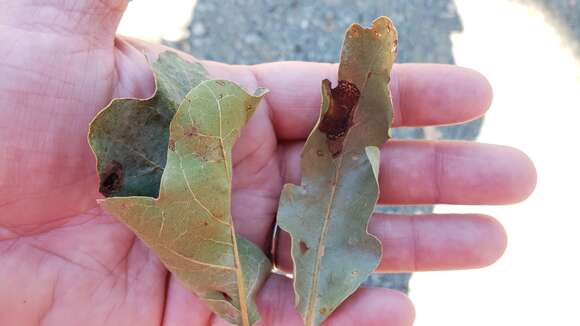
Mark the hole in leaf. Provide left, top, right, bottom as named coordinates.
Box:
left=99, top=160, right=124, bottom=196
left=299, top=240, right=309, bottom=254
left=220, top=291, right=233, bottom=303
left=183, top=126, right=197, bottom=137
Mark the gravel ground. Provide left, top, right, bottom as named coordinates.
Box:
left=518, top=0, right=580, bottom=55
left=175, top=0, right=461, bottom=65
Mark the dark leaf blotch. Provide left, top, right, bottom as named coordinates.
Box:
left=99, top=160, right=124, bottom=196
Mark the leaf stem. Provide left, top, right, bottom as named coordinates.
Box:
left=230, top=224, right=251, bottom=326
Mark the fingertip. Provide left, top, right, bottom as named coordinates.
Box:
left=424, top=213, right=507, bottom=270
left=394, top=64, right=494, bottom=127
left=514, top=149, right=537, bottom=203
left=374, top=290, right=416, bottom=326
left=481, top=71, right=494, bottom=114
left=492, top=145, right=537, bottom=204
left=449, top=66, right=494, bottom=123
left=381, top=290, right=416, bottom=326
left=468, top=214, right=508, bottom=268
left=464, top=66, right=494, bottom=118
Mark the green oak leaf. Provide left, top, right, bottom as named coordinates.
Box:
left=276, top=17, right=398, bottom=326
left=99, top=80, right=271, bottom=326
left=89, top=51, right=208, bottom=198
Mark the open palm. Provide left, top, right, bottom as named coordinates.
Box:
left=0, top=1, right=536, bottom=325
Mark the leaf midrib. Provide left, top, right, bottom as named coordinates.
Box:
left=305, top=146, right=345, bottom=325
left=304, top=33, right=388, bottom=325
left=203, top=83, right=251, bottom=326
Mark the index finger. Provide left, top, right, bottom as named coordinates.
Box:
left=244, top=62, right=493, bottom=140
left=123, top=39, right=493, bottom=140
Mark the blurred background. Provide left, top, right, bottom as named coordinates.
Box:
left=117, top=1, right=580, bottom=325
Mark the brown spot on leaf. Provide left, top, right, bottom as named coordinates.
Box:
left=220, top=291, right=233, bottom=303
left=99, top=160, right=124, bottom=196
left=319, top=307, right=329, bottom=316
left=216, top=80, right=226, bottom=86
left=299, top=240, right=309, bottom=254
left=181, top=126, right=223, bottom=161
left=318, top=80, right=360, bottom=156
left=168, top=139, right=176, bottom=151
left=385, top=19, right=394, bottom=32
left=348, top=25, right=361, bottom=38
left=184, top=126, right=197, bottom=137
left=326, top=140, right=344, bottom=157
left=189, top=138, right=221, bottom=162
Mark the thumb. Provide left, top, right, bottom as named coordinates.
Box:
left=1, top=0, right=128, bottom=42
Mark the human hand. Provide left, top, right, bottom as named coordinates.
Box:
left=0, top=1, right=536, bottom=325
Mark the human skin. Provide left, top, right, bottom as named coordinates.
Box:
left=0, top=1, right=536, bottom=325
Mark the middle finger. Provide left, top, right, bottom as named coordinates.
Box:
left=275, top=213, right=507, bottom=273
left=279, top=139, right=536, bottom=205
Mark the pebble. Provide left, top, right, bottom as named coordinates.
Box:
left=192, top=23, right=206, bottom=36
